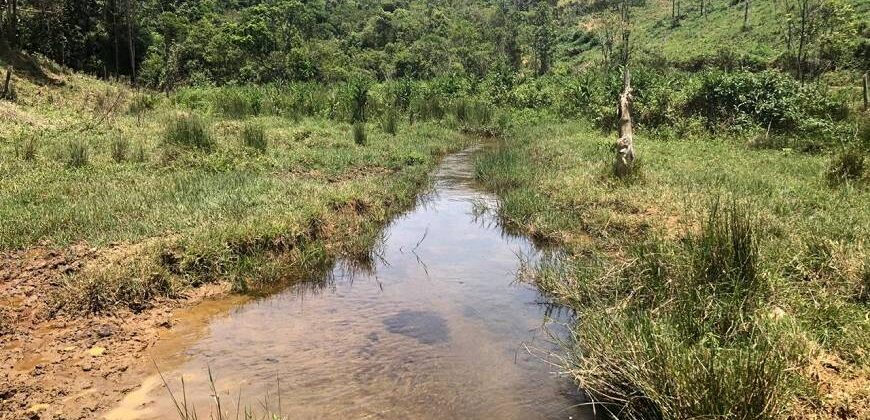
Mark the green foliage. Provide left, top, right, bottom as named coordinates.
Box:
left=692, top=70, right=847, bottom=132
left=128, top=94, right=157, bottom=116
left=349, top=79, right=370, bottom=123
left=827, top=147, right=866, bottom=184
left=64, top=140, right=89, bottom=168
left=111, top=133, right=129, bottom=163
left=241, top=123, right=267, bottom=153
left=352, top=122, right=367, bottom=146
left=16, top=132, right=37, bottom=162
left=214, top=88, right=262, bottom=118
left=381, top=110, right=398, bottom=135
left=164, top=114, right=213, bottom=151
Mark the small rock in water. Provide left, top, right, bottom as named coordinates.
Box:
left=383, top=310, right=449, bottom=345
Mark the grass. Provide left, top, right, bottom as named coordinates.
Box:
left=164, top=113, right=213, bottom=151
left=65, top=139, right=89, bottom=168
left=241, top=122, right=267, bottom=153
left=0, top=61, right=472, bottom=315
left=352, top=122, right=367, bottom=145
left=477, top=118, right=869, bottom=418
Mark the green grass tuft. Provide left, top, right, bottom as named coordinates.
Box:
left=353, top=122, right=367, bottom=146
left=241, top=122, right=267, bottom=153
left=164, top=113, right=213, bottom=151
left=65, top=139, right=89, bottom=168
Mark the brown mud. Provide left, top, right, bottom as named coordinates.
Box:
left=0, top=245, right=235, bottom=419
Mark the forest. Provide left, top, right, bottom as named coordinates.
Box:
left=1, top=0, right=869, bottom=419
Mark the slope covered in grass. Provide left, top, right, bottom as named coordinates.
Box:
left=475, top=118, right=869, bottom=418
left=0, top=54, right=473, bottom=314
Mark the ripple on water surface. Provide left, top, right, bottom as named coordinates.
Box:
left=107, top=148, right=589, bottom=420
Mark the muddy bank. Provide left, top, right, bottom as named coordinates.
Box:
left=0, top=245, right=240, bottom=419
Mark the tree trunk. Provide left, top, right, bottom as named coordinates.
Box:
left=2, top=66, right=12, bottom=100
left=797, top=0, right=807, bottom=83
left=743, top=0, right=750, bottom=30
left=614, top=69, right=635, bottom=178
left=127, top=0, right=136, bottom=84
left=10, top=0, right=17, bottom=48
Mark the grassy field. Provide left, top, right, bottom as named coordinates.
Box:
left=0, top=57, right=472, bottom=315
left=475, top=117, right=869, bottom=418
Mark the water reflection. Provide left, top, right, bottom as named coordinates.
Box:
left=107, top=148, right=590, bottom=420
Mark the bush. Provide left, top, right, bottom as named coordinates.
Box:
left=17, top=133, right=37, bottom=161
left=65, top=140, right=89, bottom=168
left=133, top=143, right=147, bottom=163
left=381, top=111, right=398, bottom=135
left=128, top=93, right=157, bottom=116
left=689, top=70, right=845, bottom=138
left=348, top=79, right=369, bottom=123
left=214, top=88, right=261, bottom=118
left=685, top=199, right=764, bottom=338
left=353, top=122, right=367, bottom=146
left=164, top=114, right=213, bottom=150
left=111, top=133, right=129, bottom=162
left=827, top=147, right=866, bottom=184
left=241, top=123, right=267, bottom=153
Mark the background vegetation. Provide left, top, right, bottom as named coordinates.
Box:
left=1, top=0, right=869, bottom=418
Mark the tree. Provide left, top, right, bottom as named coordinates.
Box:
left=614, top=68, right=635, bottom=177
left=613, top=0, right=636, bottom=178
left=532, top=1, right=554, bottom=76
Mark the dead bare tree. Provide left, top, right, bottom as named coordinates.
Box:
left=613, top=0, right=636, bottom=178
left=614, top=69, right=635, bottom=177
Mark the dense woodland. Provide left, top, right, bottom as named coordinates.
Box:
left=2, top=0, right=868, bottom=148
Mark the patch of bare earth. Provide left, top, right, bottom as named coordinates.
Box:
left=795, top=354, right=870, bottom=419
left=0, top=245, right=229, bottom=420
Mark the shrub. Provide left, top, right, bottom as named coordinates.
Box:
left=17, top=134, right=37, bottom=161
left=133, top=143, right=147, bottom=163
left=128, top=93, right=157, bottom=116
left=164, top=114, right=213, bottom=150
left=381, top=110, right=398, bottom=135
left=684, top=199, right=764, bottom=338
left=353, top=122, right=367, bottom=146
left=241, top=123, right=267, bottom=153
left=827, top=147, right=866, bottom=184
left=349, top=79, right=369, bottom=123
left=214, top=88, right=260, bottom=118
left=111, top=133, right=129, bottom=163
left=65, top=140, right=89, bottom=168
left=454, top=99, right=469, bottom=123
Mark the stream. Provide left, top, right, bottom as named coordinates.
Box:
left=107, top=148, right=589, bottom=419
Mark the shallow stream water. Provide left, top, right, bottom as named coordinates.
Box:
left=108, top=148, right=589, bottom=419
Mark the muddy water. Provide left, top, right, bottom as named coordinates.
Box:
left=108, top=148, right=587, bottom=419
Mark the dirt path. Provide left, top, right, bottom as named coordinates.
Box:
left=0, top=246, right=229, bottom=420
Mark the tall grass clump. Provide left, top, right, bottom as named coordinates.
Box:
left=128, top=93, right=157, bottom=119
left=164, top=114, right=213, bottom=151
left=349, top=79, right=369, bottom=123
left=241, top=123, right=267, bottom=153
left=353, top=122, right=367, bottom=146
left=551, top=200, right=797, bottom=419
left=214, top=88, right=260, bottom=118
left=132, top=143, right=147, bottom=162
left=827, top=147, right=866, bottom=185
left=65, top=139, right=89, bottom=168
left=16, top=132, right=37, bottom=161
left=381, top=110, right=398, bottom=135
left=111, top=133, right=129, bottom=162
